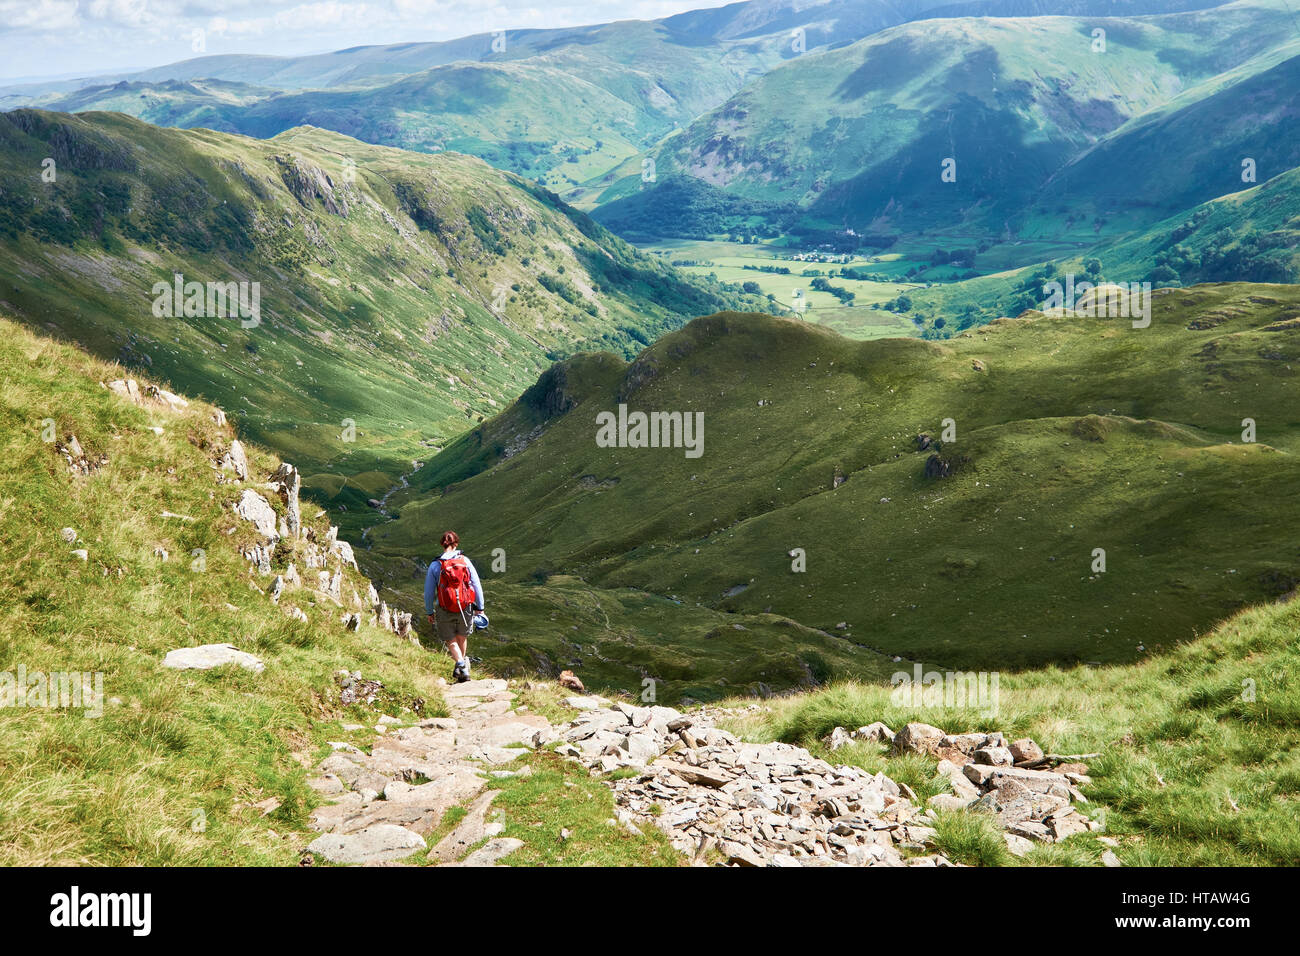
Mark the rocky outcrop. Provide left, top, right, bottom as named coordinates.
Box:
left=268, top=462, right=302, bottom=539
left=220, top=440, right=250, bottom=481
left=274, top=153, right=349, bottom=216
left=233, top=489, right=278, bottom=541
left=56, top=434, right=106, bottom=476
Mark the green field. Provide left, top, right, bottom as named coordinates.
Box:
left=638, top=238, right=922, bottom=339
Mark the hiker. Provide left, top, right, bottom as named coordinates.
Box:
left=424, top=530, right=485, bottom=683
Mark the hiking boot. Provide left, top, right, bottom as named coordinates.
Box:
left=452, top=659, right=468, bottom=683
left=461, top=657, right=471, bottom=679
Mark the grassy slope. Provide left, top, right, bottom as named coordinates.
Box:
left=0, top=110, right=764, bottom=537
left=5, top=310, right=1290, bottom=867
left=722, top=594, right=1300, bottom=865
left=369, top=284, right=1300, bottom=686
left=1036, top=41, right=1300, bottom=233
left=0, top=315, right=452, bottom=865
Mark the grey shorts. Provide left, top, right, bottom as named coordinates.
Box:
left=433, top=605, right=472, bottom=643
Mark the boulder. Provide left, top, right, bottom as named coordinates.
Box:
left=973, top=746, right=1014, bottom=766
left=823, top=726, right=852, bottom=751
left=220, top=440, right=250, bottom=481
left=558, top=670, right=585, bottom=692
left=892, top=722, right=946, bottom=755
left=162, top=644, right=265, bottom=673
left=1009, top=737, right=1045, bottom=765
left=853, top=722, right=895, bottom=744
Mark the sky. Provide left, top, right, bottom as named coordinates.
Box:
left=0, top=0, right=728, bottom=83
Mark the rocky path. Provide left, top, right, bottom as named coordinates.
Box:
left=304, top=678, right=553, bottom=866
left=304, top=682, right=1104, bottom=867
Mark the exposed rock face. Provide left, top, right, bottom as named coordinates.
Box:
left=318, top=569, right=342, bottom=604
left=274, top=153, right=349, bottom=216
left=268, top=462, right=302, bottom=539
left=220, top=440, right=250, bottom=481
left=233, top=489, right=278, bottom=540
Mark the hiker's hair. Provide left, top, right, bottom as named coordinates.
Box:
left=441, top=530, right=459, bottom=550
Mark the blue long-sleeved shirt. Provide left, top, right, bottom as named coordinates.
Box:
left=424, top=549, right=484, bottom=615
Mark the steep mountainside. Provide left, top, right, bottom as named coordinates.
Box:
left=594, top=0, right=1300, bottom=239
left=0, top=110, right=763, bottom=534
left=369, top=285, right=1300, bottom=676
left=0, top=313, right=448, bottom=864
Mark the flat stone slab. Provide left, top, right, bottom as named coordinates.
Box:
left=442, top=679, right=509, bottom=699
left=162, top=643, right=265, bottom=673
left=449, top=837, right=523, bottom=868
left=429, top=790, right=502, bottom=864
left=306, top=824, right=426, bottom=864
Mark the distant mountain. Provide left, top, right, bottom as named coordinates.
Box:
left=370, top=285, right=1300, bottom=679
left=2, top=1, right=1242, bottom=196
left=594, top=0, right=1299, bottom=240
left=0, top=111, right=762, bottom=533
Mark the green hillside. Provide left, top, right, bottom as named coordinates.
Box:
left=8, top=305, right=1297, bottom=868
left=369, top=284, right=1300, bottom=682
left=595, top=0, right=1300, bottom=241
left=0, top=314, right=449, bottom=865
left=1041, top=42, right=1300, bottom=229
left=890, top=165, right=1300, bottom=337
left=0, top=110, right=763, bottom=536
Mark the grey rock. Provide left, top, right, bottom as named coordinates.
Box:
left=455, top=837, right=523, bottom=867
left=232, top=489, right=277, bottom=540
left=306, top=824, right=426, bottom=864
left=892, top=722, right=946, bottom=755
left=162, top=643, right=265, bottom=673
left=1009, top=737, right=1045, bottom=764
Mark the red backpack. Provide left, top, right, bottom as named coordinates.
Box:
left=436, top=554, right=474, bottom=612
